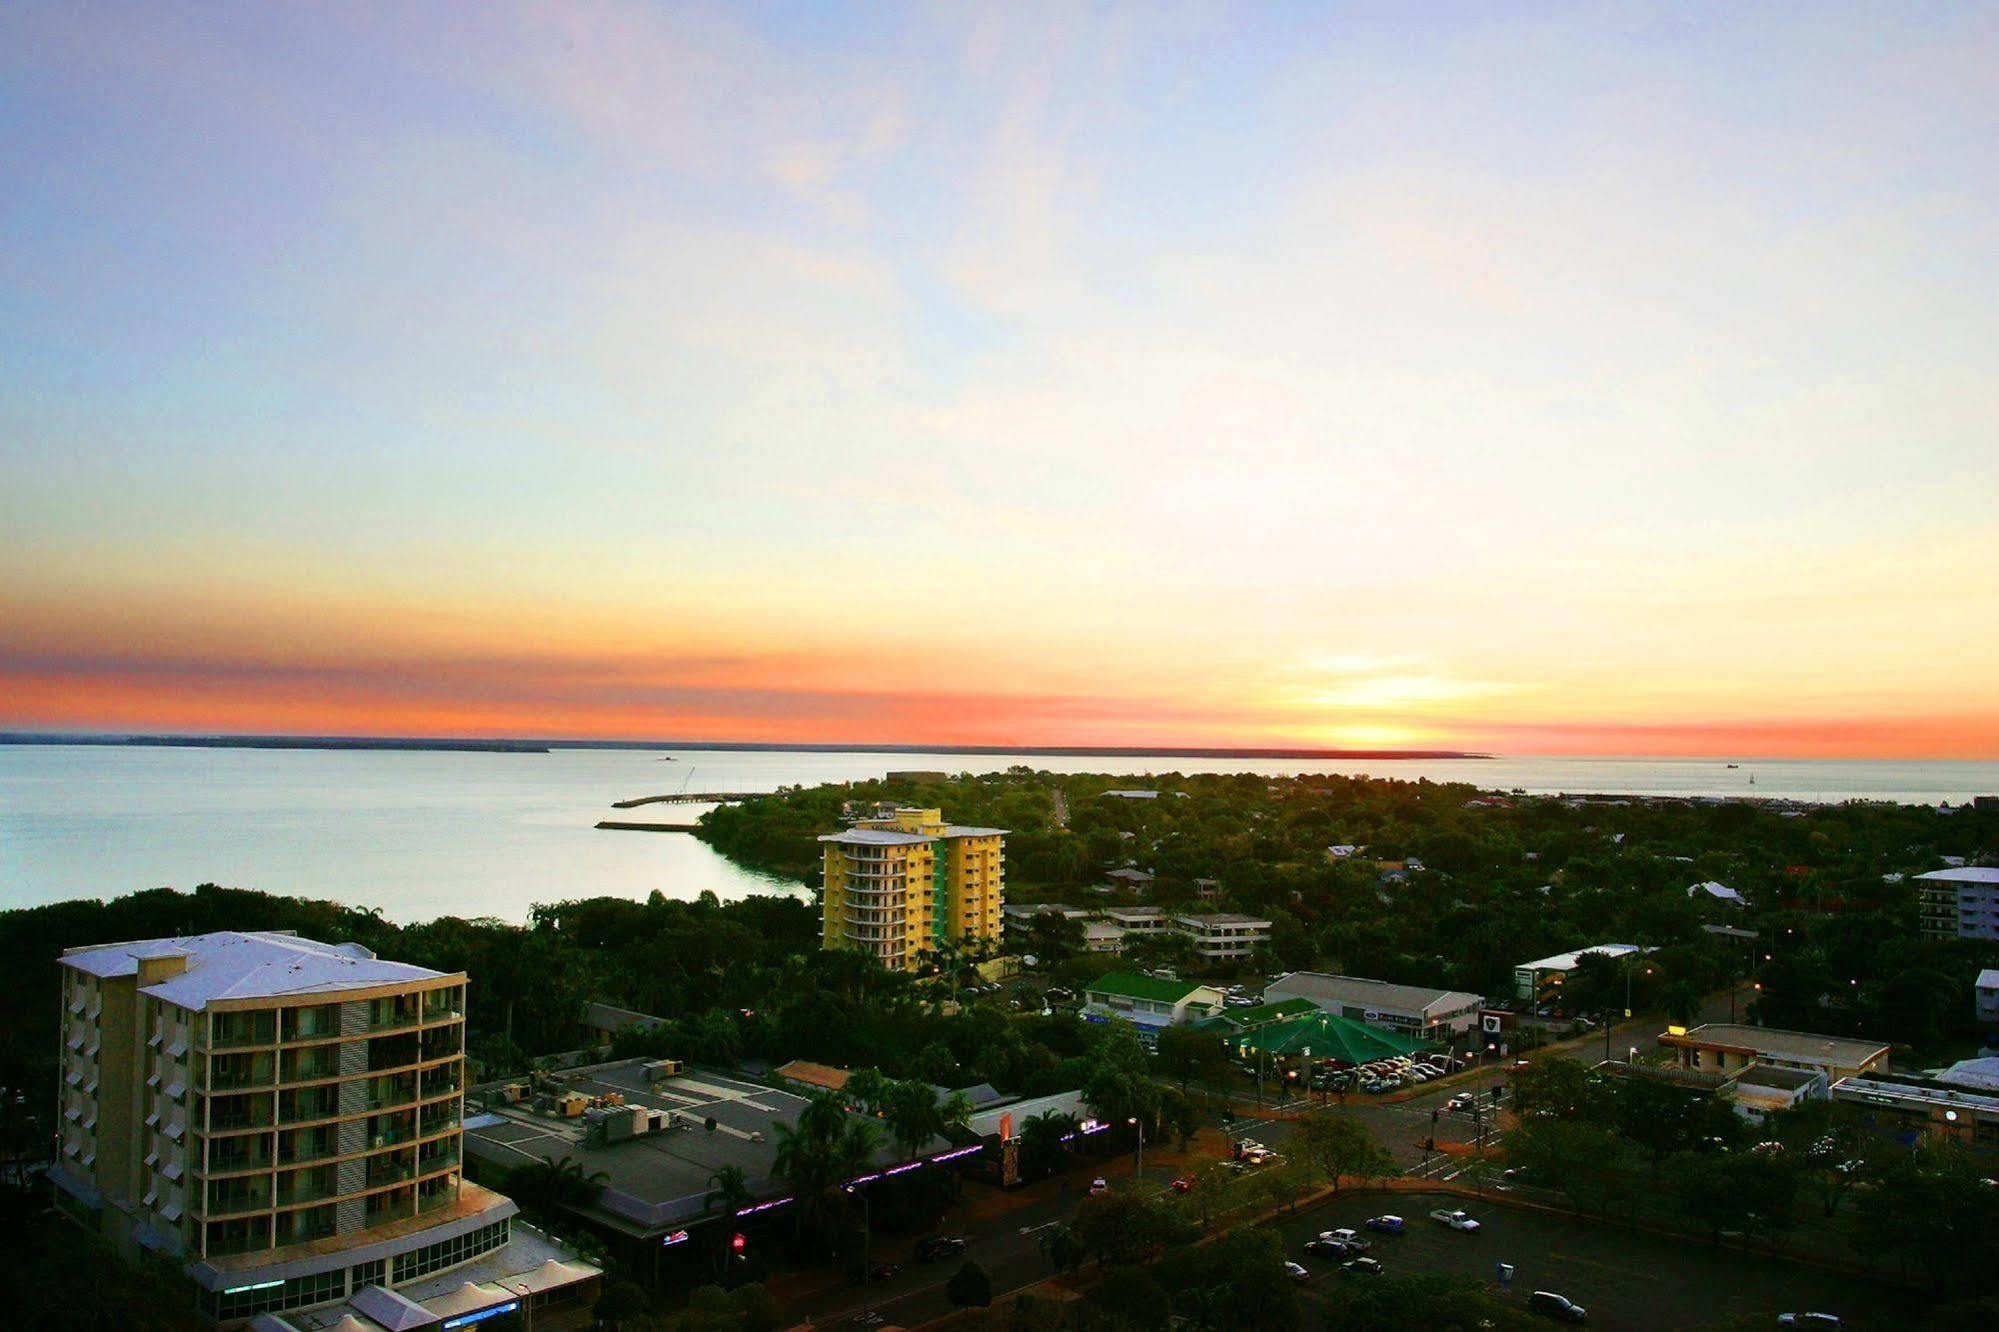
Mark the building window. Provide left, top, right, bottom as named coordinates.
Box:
left=390, top=1218, right=510, bottom=1283
left=207, top=1267, right=348, bottom=1320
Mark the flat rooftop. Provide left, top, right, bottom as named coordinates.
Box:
left=1916, top=867, right=1999, bottom=884
left=1266, top=971, right=1483, bottom=1017
left=820, top=828, right=933, bottom=846
left=1176, top=913, right=1272, bottom=926
left=463, top=1062, right=949, bottom=1235
left=60, top=931, right=452, bottom=1008
left=1671, top=1024, right=1890, bottom=1067
left=1519, top=943, right=1644, bottom=972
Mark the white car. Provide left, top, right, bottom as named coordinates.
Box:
left=1282, top=1260, right=1310, bottom=1283
left=1777, top=1317, right=1841, bottom=1329
left=1318, top=1228, right=1363, bottom=1246
left=1429, top=1208, right=1481, bottom=1232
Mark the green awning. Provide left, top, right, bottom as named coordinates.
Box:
left=1228, top=1011, right=1426, bottom=1061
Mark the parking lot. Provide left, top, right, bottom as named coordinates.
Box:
left=1274, top=1190, right=1921, bottom=1330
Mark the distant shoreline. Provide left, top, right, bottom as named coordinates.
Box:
left=0, top=732, right=1490, bottom=761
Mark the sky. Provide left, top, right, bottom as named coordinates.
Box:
left=2, top=2, right=1996, bottom=757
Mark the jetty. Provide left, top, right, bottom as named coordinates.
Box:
left=611, top=792, right=760, bottom=808
left=595, top=820, right=702, bottom=833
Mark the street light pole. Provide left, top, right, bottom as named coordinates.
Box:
left=846, top=1186, right=872, bottom=1320
left=1129, top=1115, right=1144, bottom=1183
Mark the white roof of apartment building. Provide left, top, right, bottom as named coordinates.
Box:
left=1175, top=912, right=1272, bottom=928
left=1518, top=943, right=1645, bottom=972
left=1689, top=881, right=1746, bottom=905
left=1266, top=971, right=1483, bottom=1018
left=1102, top=907, right=1167, bottom=923
left=1916, top=867, right=1999, bottom=885
left=820, top=828, right=934, bottom=846
left=60, top=931, right=449, bottom=1008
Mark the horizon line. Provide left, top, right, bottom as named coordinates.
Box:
left=6, top=727, right=1998, bottom=765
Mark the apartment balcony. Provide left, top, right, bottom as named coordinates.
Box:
left=419, top=1066, right=463, bottom=1100
left=279, top=1047, right=343, bottom=1083
left=417, top=1143, right=461, bottom=1175
left=208, top=1055, right=277, bottom=1092
left=278, top=1088, right=341, bottom=1123
left=205, top=1221, right=273, bottom=1258
left=207, top=1016, right=278, bottom=1051
left=205, top=1181, right=273, bottom=1219
left=276, top=1173, right=342, bottom=1207
left=277, top=1131, right=339, bottom=1167
left=276, top=1209, right=337, bottom=1245
left=208, top=1139, right=276, bottom=1175
left=205, top=1093, right=276, bottom=1133
left=281, top=1004, right=342, bottom=1044
left=367, top=1156, right=417, bottom=1189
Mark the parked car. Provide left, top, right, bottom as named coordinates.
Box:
left=1088, top=1178, right=1110, bottom=1195
left=915, top=1236, right=967, bottom=1262
left=1364, top=1214, right=1404, bottom=1234
left=1340, top=1257, right=1384, bottom=1276
left=1430, top=1208, right=1482, bottom=1232
left=1317, top=1228, right=1367, bottom=1250
left=1169, top=1177, right=1193, bottom=1194
left=1527, top=1291, right=1588, bottom=1322
left=1304, top=1238, right=1354, bottom=1258
left=1282, top=1261, right=1311, bottom=1283
left=1777, top=1316, right=1842, bottom=1328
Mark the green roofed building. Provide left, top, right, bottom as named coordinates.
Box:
left=1192, top=997, right=1320, bottom=1036
left=1083, top=972, right=1225, bottom=1043
left=1227, top=1011, right=1427, bottom=1064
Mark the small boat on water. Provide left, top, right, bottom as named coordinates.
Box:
left=1726, top=763, right=1739, bottom=769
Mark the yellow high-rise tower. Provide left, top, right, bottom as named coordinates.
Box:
left=820, top=807, right=1005, bottom=970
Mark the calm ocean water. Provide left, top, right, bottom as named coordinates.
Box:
left=2, top=745, right=1995, bottom=922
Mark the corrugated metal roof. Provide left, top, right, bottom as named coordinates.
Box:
left=60, top=932, right=448, bottom=1008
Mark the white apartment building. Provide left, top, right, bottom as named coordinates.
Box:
left=1173, top=913, right=1272, bottom=961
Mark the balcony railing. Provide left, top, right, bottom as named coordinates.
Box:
left=277, top=1176, right=341, bottom=1207
left=208, top=1019, right=278, bottom=1051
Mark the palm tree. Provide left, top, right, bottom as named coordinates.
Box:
left=511, top=1154, right=608, bottom=1218
left=772, top=1090, right=880, bottom=1244
left=704, top=1165, right=752, bottom=1277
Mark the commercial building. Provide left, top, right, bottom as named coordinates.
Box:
left=1659, top=1023, right=1891, bottom=1084
left=1173, top=913, right=1272, bottom=961
left=1081, top=973, right=1225, bottom=1040
left=1916, top=866, right=1999, bottom=941
left=1512, top=943, right=1647, bottom=1003
left=54, top=931, right=597, bottom=1326
left=1832, top=1073, right=1999, bottom=1149
left=461, top=1060, right=972, bottom=1264
left=1263, top=972, right=1485, bottom=1044
left=820, top=808, right=1006, bottom=971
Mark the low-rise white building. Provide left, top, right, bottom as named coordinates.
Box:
left=1082, top=972, right=1225, bottom=1042
left=1174, top=913, right=1272, bottom=961
left=1916, top=867, right=1999, bottom=941
left=1101, top=906, right=1169, bottom=936
left=1976, top=968, right=1999, bottom=1026
left=1513, top=943, right=1647, bottom=1003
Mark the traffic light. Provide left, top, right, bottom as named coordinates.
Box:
left=730, top=1232, right=747, bottom=1258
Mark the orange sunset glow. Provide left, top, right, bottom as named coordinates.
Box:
left=4, top=5, right=1997, bottom=758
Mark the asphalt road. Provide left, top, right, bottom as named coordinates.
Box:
left=789, top=1176, right=1110, bottom=1329
left=1277, top=1188, right=1919, bottom=1331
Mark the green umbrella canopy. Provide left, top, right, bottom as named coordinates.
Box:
left=1229, top=1011, right=1426, bottom=1062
